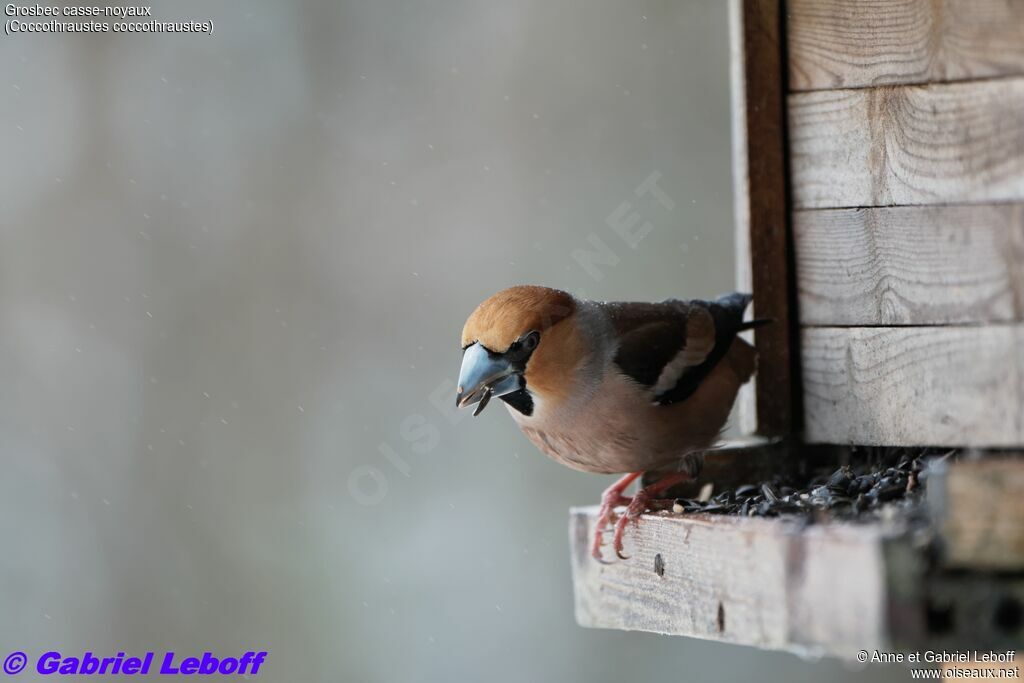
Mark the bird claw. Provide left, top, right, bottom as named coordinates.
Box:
left=608, top=490, right=652, bottom=560
left=590, top=511, right=619, bottom=560
left=600, top=471, right=696, bottom=561
left=591, top=501, right=629, bottom=559
left=593, top=507, right=639, bottom=561
left=590, top=472, right=645, bottom=562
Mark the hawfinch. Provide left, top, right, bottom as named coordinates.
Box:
left=457, top=285, right=762, bottom=561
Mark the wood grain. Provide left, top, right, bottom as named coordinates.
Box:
left=928, top=457, right=1024, bottom=570
left=787, top=0, right=1024, bottom=91
left=802, top=326, right=1024, bottom=446
left=729, top=0, right=797, bottom=437
left=571, top=506, right=897, bottom=656
left=789, top=78, right=1024, bottom=209
left=571, top=506, right=1024, bottom=652
left=795, top=204, right=1024, bottom=325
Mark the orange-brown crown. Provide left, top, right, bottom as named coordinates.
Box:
left=461, top=286, right=576, bottom=351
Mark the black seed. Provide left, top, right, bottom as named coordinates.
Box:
left=827, top=466, right=853, bottom=492
left=714, top=490, right=735, bottom=506
left=735, top=484, right=758, bottom=498
left=667, top=450, right=930, bottom=521
left=876, top=484, right=904, bottom=502
left=852, top=494, right=866, bottom=515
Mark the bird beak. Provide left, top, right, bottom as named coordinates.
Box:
left=456, top=342, right=523, bottom=415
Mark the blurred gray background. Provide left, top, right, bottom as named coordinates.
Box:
left=1, top=1, right=904, bottom=681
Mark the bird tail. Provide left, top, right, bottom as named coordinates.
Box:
left=712, top=292, right=772, bottom=333
left=737, top=317, right=773, bottom=331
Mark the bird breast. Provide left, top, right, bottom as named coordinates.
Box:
left=508, top=337, right=754, bottom=474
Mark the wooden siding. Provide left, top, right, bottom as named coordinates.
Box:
left=789, top=78, right=1024, bottom=209
left=795, top=204, right=1024, bottom=326
left=787, top=0, right=1024, bottom=91
left=802, top=326, right=1024, bottom=446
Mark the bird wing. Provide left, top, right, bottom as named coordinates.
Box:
left=603, top=293, right=753, bottom=405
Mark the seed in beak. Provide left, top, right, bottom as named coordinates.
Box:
left=472, top=386, right=493, bottom=417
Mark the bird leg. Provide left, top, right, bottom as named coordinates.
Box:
left=610, top=471, right=693, bottom=560
left=590, top=472, right=641, bottom=560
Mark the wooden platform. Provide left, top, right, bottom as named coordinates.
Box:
left=570, top=454, right=1024, bottom=658
left=571, top=508, right=899, bottom=657
left=570, top=504, right=1023, bottom=658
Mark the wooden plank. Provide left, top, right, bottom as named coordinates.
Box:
left=928, top=457, right=1024, bottom=570
left=787, top=0, right=1024, bottom=91
left=789, top=78, right=1024, bottom=209
left=570, top=506, right=899, bottom=656
left=795, top=205, right=1024, bottom=325
left=802, top=326, right=1024, bottom=447
left=729, top=0, right=797, bottom=437
left=570, top=505, right=1024, bottom=654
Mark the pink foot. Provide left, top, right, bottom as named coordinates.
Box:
left=590, top=472, right=641, bottom=561
left=609, top=471, right=693, bottom=560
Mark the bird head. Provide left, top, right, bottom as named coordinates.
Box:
left=457, top=285, right=576, bottom=416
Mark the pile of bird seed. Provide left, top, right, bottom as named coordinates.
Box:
left=671, top=450, right=948, bottom=521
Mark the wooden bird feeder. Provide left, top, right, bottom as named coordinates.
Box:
left=569, top=0, right=1024, bottom=658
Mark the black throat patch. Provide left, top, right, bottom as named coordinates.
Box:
left=499, top=388, right=533, bottom=416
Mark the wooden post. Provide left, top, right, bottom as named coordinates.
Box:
left=730, top=0, right=797, bottom=438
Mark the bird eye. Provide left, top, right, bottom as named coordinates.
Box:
left=521, top=331, right=539, bottom=351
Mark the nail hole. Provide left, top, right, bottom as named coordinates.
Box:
left=717, top=602, right=725, bottom=633
left=653, top=553, right=664, bottom=577
left=993, top=596, right=1022, bottom=633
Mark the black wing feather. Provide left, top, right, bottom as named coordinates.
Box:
left=605, top=292, right=755, bottom=406
left=656, top=292, right=752, bottom=405
left=611, top=320, right=687, bottom=387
